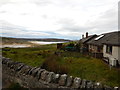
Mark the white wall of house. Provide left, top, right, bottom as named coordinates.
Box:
left=103, top=45, right=120, bottom=65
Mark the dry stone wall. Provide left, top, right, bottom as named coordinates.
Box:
left=1, top=56, right=119, bottom=89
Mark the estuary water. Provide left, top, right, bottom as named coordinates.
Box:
left=1, top=41, right=67, bottom=48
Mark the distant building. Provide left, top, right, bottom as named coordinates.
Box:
left=79, top=32, right=97, bottom=54
left=57, top=43, right=63, bottom=49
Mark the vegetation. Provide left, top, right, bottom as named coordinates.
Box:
left=8, top=83, right=28, bottom=90
left=2, top=44, right=120, bottom=87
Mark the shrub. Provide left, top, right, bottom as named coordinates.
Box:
left=41, top=55, right=68, bottom=74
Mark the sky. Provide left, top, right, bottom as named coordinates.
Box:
left=0, top=0, right=119, bottom=40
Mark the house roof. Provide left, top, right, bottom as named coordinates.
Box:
left=87, top=31, right=120, bottom=46
left=80, top=34, right=97, bottom=44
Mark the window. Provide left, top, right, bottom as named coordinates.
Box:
left=106, top=45, right=112, bottom=54
left=97, top=46, right=101, bottom=52
left=94, top=35, right=104, bottom=40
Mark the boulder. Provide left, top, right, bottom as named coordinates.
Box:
left=72, top=77, right=81, bottom=88
left=66, top=76, right=73, bottom=87
left=58, top=74, right=67, bottom=86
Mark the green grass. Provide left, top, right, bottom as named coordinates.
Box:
left=2, top=44, right=56, bottom=67
left=2, top=45, right=120, bottom=87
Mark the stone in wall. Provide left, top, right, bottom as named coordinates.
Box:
left=81, top=79, right=87, bottom=88
left=31, top=67, right=41, bottom=77
left=58, top=74, right=67, bottom=86
left=52, top=74, right=60, bottom=83
left=15, top=63, right=25, bottom=72
left=2, top=57, right=10, bottom=64
left=19, top=65, right=31, bottom=75
left=86, top=80, right=93, bottom=88
left=36, top=69, right=45, bottom=80
left=94, top=82, right=103, bottom=89
left=72, top=77, right=81, bottom=88
left=46, top=72, right=55, bottom=83
left=103, top=85, right=113, bottom=90
left=28, top=67, right=37, bottom=75
left=41, top=70, right=49, bottom=81
left=113, top=87, right=119, bottom=90
left=66, top=76, right=73, bottom=87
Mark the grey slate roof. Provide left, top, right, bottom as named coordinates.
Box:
left=87, top=31, right=120, bottom=46
left=80, top=35, right=97, bottom=44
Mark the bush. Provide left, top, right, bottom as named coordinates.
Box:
left=41, top=55, right=68, bottom=74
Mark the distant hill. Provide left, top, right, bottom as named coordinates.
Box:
left=1, top=37, right=71, bottom=44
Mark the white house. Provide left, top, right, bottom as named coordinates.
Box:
left=102, top=31, right=120, bottom=66
left=85, top=31, right=120, bottom=66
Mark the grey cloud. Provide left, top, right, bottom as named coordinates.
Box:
left=56, top=7, right=117, bottom=36
left=0, top=0, right=13, bottom=7
left=0, top=20, right=26, bottom=31
left=89, top=8, right=117, bottom=33
left=31, top=0, right=53, bottom=6
left=0, top=20, right=53, bottom=38
left=57, top=18, right=92, bottom=33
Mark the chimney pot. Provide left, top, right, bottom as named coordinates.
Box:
left=86, top=32, right=88, bottom=38
left=82, top=34, right=84, bottom=39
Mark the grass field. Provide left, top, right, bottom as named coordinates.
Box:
left=2, top=45, right=120, bottom=87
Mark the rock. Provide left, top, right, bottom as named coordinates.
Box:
left=58, top=74, right=67, bottom=86
left=36, top=69, right=45, bottom=80
left=15, top=63, right=25, bottom=71
left=81, top=79, right=87, bottom=88
left=52, top=74, right=60, bottom=83
left=31, top=67, right=41, bottom=77
left=94, top=82, right=103, bottom=88
left=9, top=61, right=16, bottom=69
left=40, top=70, right=49, bottom=81
left=46, top=72, right=55, bottom=83
left=86, top=80, right=93, bottom=88
left=2, top=57, right=8, bottom=64
left=28, top=67, right=37, bottom=75
left=19, top=65, right=31, bottom=74
left=66, top=76, right=73, bottom=87
left=114, top=87, right=119, bottom=90
left=6, top=60, right=14, bottom=67
left=72, top=77, right=81, bottom=88
left=103, top=85, right=113, bottom=90
left=2, top=58, right=10, bottom=64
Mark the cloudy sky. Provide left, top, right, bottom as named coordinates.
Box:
left=0, top=0, right=118, bottom=40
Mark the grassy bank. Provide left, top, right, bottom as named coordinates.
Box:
left=2, top=45, right=120, bottom=87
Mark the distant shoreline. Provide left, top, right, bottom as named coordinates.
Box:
left=1, top=41, right=67, bottom=48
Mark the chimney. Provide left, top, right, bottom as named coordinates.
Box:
left=82, top=34, right=84, bottom=39
left=86, top=32, right=88, bottom=38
